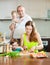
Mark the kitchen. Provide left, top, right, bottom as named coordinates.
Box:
left=0, top=0, right=50, bottom=65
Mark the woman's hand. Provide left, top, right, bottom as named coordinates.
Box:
left=23, top=46, right=27, bottom=50
left=29, top=46, right=36, bottom=52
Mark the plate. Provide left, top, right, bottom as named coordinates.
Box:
left=29, top=52, right=48, bottom=58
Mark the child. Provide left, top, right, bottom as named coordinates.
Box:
left=11, top=10, right=17, bottom=23
left=10, top=39, right=23, bottom=52
left=9, top=11, right=17, bottom=40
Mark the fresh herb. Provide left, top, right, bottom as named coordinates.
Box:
left=0, top=51, right=20, bottom=58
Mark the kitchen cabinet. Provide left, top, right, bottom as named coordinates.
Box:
left=0, top=43, right=11, bottom=53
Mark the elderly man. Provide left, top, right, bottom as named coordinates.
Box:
left=9, top=5, right=32, bottom=40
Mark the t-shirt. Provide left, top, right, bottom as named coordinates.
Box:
left=23, top=33, right=38, bottom=53
left=12, top=47, right=22, bottom=52
left=13, top=14, right=32, bottom=38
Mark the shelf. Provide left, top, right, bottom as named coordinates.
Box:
left=32, top=18, right=50, bottom=21
left=0, top=19, right=11, bottom=21
left=0, top=18, right=50, bottom=21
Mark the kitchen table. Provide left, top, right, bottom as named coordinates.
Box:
left=0, top=52, right=50, bottom=65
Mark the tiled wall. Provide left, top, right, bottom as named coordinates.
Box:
left=0, top=21, right=10, bottom=38
left=0, top=19, right=50, bottom=38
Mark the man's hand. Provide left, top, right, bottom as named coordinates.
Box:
left=9, top=23, right=15, bottom=31
left=13, top=19, right=18, bottom=23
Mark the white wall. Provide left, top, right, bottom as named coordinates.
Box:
left=0, top=0, right=18, bottom=19
left=0, top=0, right=50, bottom=18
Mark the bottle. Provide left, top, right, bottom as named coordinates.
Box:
left=3, top=33, right=6, bottom=53
left=6, top=44, right=10, bottom=53
left=3, top=33, right=6, bottom=43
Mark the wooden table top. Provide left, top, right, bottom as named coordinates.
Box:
left=0, top=52, right=50, bottom=65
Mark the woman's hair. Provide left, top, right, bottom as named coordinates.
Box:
left=25, top=21, right=38, bottom=42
